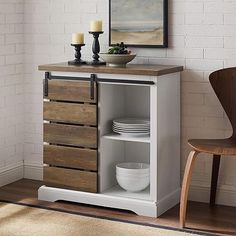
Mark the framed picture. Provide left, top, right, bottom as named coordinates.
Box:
left=109, top=0, right=168, bottom=48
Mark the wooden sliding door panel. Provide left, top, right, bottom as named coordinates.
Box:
left=44, top=145, right=97, bottom=171
left=43, top=101, right=97, bottom=125
left=46, top=79, right=97, bottom=103
left=44, top=123, right=97, bottom=148
left=44, top=166, right=97, bottom=193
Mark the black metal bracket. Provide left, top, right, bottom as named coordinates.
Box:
left=96, top=78, right=154, bottom=85
left=90, top=74, right=97, bottom=100
left=44, top=74, right=154, bottom=85
left=43, top=73, right=154, bottom=99
left=44, top=72, right=51, bottom=97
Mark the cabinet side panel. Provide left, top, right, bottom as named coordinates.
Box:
left=156, top=73, right=181, bottom=202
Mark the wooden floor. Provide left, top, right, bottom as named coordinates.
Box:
left=0, top=179, right=236, bottom=236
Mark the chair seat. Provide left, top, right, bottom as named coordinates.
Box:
left=188, top=138, right=236, bottom=155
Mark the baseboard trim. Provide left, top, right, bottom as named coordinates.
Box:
left=189, top=184, right=236, bottom=207
left=0, top=162, right=24, bottom=187
left=24, top=164, right=43, bottom=181
left=157, top=188, right=180, bottom=216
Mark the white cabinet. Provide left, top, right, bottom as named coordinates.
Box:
left=38, top=63, right=182, bottom=217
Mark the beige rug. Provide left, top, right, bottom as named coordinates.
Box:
left=0, top=202, right=201, bottom=236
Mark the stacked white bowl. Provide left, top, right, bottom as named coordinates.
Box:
left=116, top=162, right=150, bottom=192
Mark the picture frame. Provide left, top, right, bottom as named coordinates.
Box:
left=109, top=0, right=168, bottom=48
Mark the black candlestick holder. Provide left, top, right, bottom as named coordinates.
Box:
left=88, top=31, right=106, bottom=65
left=68, top=44, right=86, bottom=65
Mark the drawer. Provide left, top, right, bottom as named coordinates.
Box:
left=44, top=145, right=97, bottom=171
left=46, top=79, right=97, bottom=103
left=44, top=123, right=97, bottom=148
left=44, top=166, right=97, bottom=193
left=44, top=101, right=97, bottom=126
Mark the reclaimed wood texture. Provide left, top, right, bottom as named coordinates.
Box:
left=44, top=101, right=97, bottom=126
left=44, top=166, right=97, bottom=193
left=46, top=79, right=97, bottom=103
left=44, top=123, right=97, bottom=148
left=44, top=145, right=97, bottom=171
left=38, top=62, right=183, bottom=76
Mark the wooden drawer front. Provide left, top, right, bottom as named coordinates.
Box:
left=44, top=166, right=97, bottom=193
left=46, top=79, right=97, bottom=103
left=44, top=102, right=97, bottom=126
left=44, top=145, right=97, bottom=171
left=44, top=123, right=97, bottom=148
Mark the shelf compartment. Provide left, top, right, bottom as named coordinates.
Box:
left=103, top=185, right=151, bottom=201
left=102, top=133, right=150, bottom=143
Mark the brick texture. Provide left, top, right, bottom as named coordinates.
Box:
left=1, top=0, right=236, bottom=203
left=0, top=0, right=24, bottom=171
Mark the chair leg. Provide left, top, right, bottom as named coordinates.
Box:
left=210, top=154, right=221, bottom=206
left=180, top=150, right=199, bottom=228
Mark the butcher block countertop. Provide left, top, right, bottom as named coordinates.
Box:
left=38, top=62, right=183, bottom=76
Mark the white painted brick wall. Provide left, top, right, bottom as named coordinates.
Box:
left=0, top=0, right=236, bottom=204
left=0, top=0, right=24, bottom=178
left=22, top=0, right=236, bottom=193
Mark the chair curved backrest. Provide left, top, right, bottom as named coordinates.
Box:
left=209, top=67, right=236, bottom=139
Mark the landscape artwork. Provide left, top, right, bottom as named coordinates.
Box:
left=109, top=0, right=168, bottom=48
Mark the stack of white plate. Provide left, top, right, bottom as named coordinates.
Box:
left=113, top=118, right=150, bottom=136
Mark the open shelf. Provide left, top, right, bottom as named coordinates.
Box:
left=103, top=132, right=150, bottom=143
left=99, top=83, right=151, bottom=197
left=103, top=185, right=151, bottom=201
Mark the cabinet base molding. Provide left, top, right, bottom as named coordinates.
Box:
left=38, top=185, right=180, bottom=217
left=0, top=163, right=23, bottom=187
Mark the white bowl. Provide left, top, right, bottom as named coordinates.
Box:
left=99, top=53, right=136, bottom=67
left=116, top=175, right=150, bottom=192
left=116, top=172, right=150, bottom=178
left=116, top=162, right=150, bottom=175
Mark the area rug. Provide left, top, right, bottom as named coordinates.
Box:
left=0, top=202, right=210, bottom=236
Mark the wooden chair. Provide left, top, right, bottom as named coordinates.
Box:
left=180, top=67, right=236, bottom=228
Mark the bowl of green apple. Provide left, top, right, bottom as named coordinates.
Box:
left=100, top=42, right=136, bottom=67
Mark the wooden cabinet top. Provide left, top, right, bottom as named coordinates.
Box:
left=38, top=62, right=183, bottom=76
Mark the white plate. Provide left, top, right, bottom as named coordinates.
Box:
left=113, top=124, right=150, bottom=128
left=113, top=126, right=150, bottom=131
left=113, top=127, right=150, bottom=132
left=113, top=131, right=150, bottom=135
left=113, top=131, right=150, bottom=136
left=113, top=118, right=150, bottom=126
left=113, top=123, right=149, bottom=128
left=113, top=123, right=150, bottom=128
left=112, top=126, right=150, bottom=132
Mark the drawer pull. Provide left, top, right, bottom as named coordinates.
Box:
left=44, top=72, right=50, bottom=97
left=90, top=74, right=96, bottom=100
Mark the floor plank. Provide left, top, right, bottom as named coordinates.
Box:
left=0, top=179, right=236, bottom=235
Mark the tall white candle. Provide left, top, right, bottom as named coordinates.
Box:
left=72, top=33, right=84, bottom=44
left=90, top=20, right=103, bottom=32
